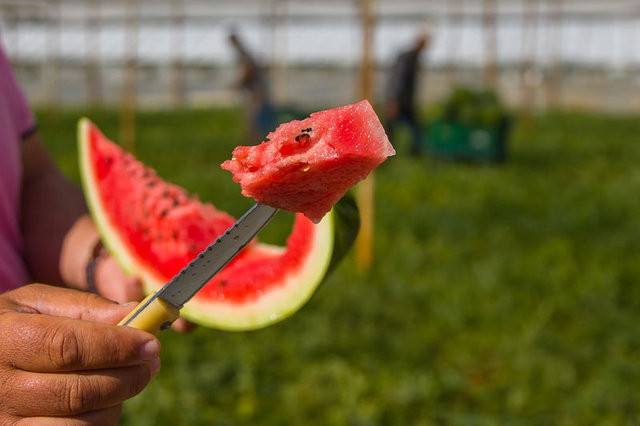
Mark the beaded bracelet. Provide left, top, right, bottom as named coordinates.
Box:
left=85, top=240, right=107, bottom=294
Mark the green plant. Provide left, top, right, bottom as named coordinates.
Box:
left=36, top=108, right=640, bottom=425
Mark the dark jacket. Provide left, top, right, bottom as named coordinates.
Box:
left=385, top=48, right=421, bottom=110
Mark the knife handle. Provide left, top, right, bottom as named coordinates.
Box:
left=118, top=293, right=181, bottom=335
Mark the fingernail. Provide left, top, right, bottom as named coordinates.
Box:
left=140, top=339, right=161, bottom=361
left=120, top=301, right=138, bottom=307
left=150, top=358, right=161, bottom=378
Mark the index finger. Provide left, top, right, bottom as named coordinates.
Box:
left=4, top=284, right=136, bottom=324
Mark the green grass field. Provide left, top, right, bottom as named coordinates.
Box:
left=37, top=108, right=640, bottom=425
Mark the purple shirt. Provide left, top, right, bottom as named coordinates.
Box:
left=0, top=44, right=35, bottom=292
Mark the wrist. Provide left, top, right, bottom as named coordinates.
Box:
left=59, top=214, right=101, bottom=290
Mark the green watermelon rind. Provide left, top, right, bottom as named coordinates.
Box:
left=181, top=195, right=358, bottom=330
left=179, top=210, right=335, bottom=330
left=78, top=118, right=359, bottom=331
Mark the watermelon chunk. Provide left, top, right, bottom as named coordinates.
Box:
left=221, top=100, right=395, bottom=222
left=78, top=119, right=359, bottom=330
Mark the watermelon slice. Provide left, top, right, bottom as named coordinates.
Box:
left=78, top=119, right=359, bottom=330
left=221, top=100, right=395, bottom=222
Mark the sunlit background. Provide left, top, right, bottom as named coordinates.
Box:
left=3, top=0, right=639, bottom=110
left=2, top=0, right=640, bottom=424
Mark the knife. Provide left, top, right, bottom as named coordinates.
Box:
left=117, top=203, right=279, bottom=335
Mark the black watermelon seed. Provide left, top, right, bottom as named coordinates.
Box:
left=295, top=133, right=311, bottom=144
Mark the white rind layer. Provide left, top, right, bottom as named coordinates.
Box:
left=79, top=118, right=139, bottom=276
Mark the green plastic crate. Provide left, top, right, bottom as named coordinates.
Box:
left=426, top=119, right=509, bottom=164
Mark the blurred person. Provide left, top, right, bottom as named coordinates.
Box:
left=0, top=41, right=175, bottom=424
left=228, top=29, right=276, bottom=144
left=384, top=31, right=432, bottom=156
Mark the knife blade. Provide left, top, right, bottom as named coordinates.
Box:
left=117, top=203, right=279, bottom=334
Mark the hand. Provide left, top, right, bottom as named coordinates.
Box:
left=0, top=284, right=160, bottom=425
left=60, top=214, right=195, bottom=332
left=95, top=254, right=196, bottom=333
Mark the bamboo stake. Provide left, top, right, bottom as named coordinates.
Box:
left=355, top=0, right=376, bottom=270
left=84, top=1, right=102, bottom=106
left=482, top=0, right=498, bottom=88
left=119, top=0, right=139, bottom=154
left=170, top=0, right=185, bottom=108
left=544, top=0, right=563, bottom=109
left=446, top=0, right=463, bottom=87
left=520, top=0, right=539, bottom=114
left=270, top=0, right=288, bottom=104
left=7, top=6, right=20, bottom=65
left=45, top=0, right=61, bottom=113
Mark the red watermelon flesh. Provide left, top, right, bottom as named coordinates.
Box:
left=198, top=216, right=314, bottom=302
left=221, top=100, right=395, bottom=222
left=86, top=124, right=238, bottom=283
left=79, top=119, right=358, bottom=330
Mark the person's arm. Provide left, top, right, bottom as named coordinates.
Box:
left=19, top=131, right=144, bottom=303
left=20, top=131, right=89, bottom=285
